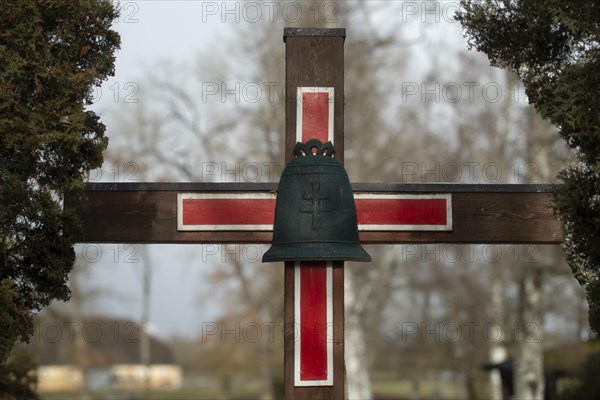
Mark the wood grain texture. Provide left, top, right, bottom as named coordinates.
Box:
left=285, top=35, right=345, bottom=164
left=65, top=189, right=563, bottom=244
left=284, top=29, right=346, bottom=400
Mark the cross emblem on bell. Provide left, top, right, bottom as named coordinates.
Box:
left=300, top=182, right=333, bottom=230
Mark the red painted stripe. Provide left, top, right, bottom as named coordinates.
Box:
left=182, top=198, right=275, bottom=226
left=297, top=90, right=331, bottom=383
left=300, top=262, right=328, bottom=381
left=182, top=197, right=448, bottom=228
left=356, top=198, right=448, bottom=225
left=302, top=92, right=330, bottom=143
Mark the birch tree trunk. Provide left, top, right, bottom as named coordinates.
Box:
left=512, top=106, right=555, bottom=400
left=489, top=344, right=507, bottom=400
left=514, top=267, right=544, bottom=400
left=345, top=267, right=373, bottom=400
left=489, top=267, right=507, bottom=400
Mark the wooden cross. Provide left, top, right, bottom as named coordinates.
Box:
left=66, top=28, right=563, bottom=399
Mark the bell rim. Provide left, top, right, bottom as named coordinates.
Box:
left=262, top=242, right=372, bottom=263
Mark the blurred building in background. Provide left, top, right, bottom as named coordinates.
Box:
left=28, top=316, right=182, bottom=393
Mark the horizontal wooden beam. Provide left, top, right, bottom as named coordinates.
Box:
left=79, top=182, right=554, bottom=193
left=65, top=183, right=563, bottom=244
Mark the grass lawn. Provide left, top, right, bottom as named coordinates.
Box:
left=41, top=379, right=459, bottom=400
left=40, top=387, right=262, bottom=400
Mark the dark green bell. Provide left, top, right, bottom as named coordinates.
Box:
left=262, top=139, right=371, bottom=262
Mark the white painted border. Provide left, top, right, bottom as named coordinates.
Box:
left=296, top=87, right=335, bottom=144
left=293, top=87, right=335, bottom=387
left=178, top=192, right=452, bottom=232
left=294, top=262, right=334, bottom=387
left=177, top=193, right=276, bottom=231
left=355, top=193, right=453, bottom=231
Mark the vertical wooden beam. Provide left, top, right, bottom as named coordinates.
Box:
left=283, top=27, right=346, bottom=400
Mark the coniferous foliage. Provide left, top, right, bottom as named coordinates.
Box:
left=0, top=347, right=38, bottom=400
left=0, top=1, right=120, bottom=363
left=557, top=352, right=600, bottom=400
left=457, top=0, right=600, bottom=334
